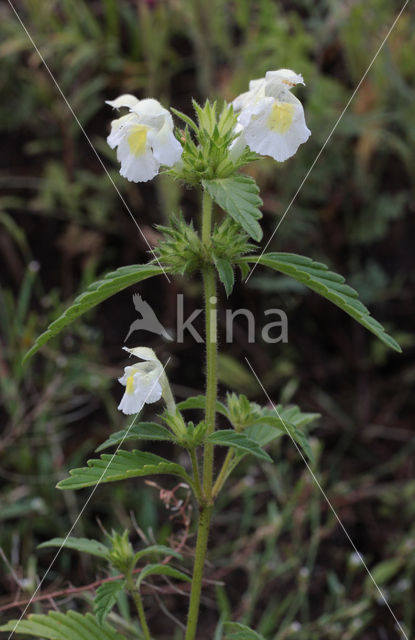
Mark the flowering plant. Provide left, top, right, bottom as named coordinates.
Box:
left=3, top=70, right=400, bottom=640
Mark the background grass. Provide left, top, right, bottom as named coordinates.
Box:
left=0, top=1, right=414, bottom=638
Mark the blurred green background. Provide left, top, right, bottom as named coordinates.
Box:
left=0, top=1, right=414, bottom=638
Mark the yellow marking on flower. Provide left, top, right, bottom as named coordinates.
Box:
left=267, top=101, right=295, bottom=134
left=128, top=125, right=148, bottom=156
left=126, top=375, right=135, bottom=394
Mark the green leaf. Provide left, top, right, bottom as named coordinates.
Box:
left=238, top=261, right=250, bottom=280
left=224, top=622, right=266, bottom=640
left=57, top=450, right=194, bottom=491
left=242, top=405, right=319, bottom=463
left=193, top=99, right=217, bottom=135
left=136, top=563, right=191, bottom=589
left=23, top=264, right=163, bottom=363
left=96, top=423, right=174, bottom=452
left=217, top=103, right=237, bottom=137
left=208, top=430, right=272, bottom=462
left=0, top=611, right=127, bottom=640
left=170, top=107, right=198, bottom=132
left=214, top=256, right=235, bottom=297
left=38, top=536, right=109, bottom=559
left=94, top=580, right=125, bottom=625
left=134, top=544, right=183, bottom=564
left=250, top=414, right=314, bottom=462
left=177, top=394, right=229, bottom=417
left=202, top=175, right=263, bottom=241
left=242, top=253, right=401, bottom=352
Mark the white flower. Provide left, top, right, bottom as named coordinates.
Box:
left=106, top=95, right=183, bottom=182
left=118, top=347, right=164, bottom=415
left=232, top=69, right=311, bottom=162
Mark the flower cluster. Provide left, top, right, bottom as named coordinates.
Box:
left=106, top=68, right=310, bottom=187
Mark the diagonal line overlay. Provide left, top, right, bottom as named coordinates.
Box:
left=7, top=0, right=170, bottom=282
left=245, top=357, right=409, bottom=640
left=245, top=0, right=410, bottom=282
left=7, top=357, right=171, bottom=639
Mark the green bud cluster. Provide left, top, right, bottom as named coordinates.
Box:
left=155, top=214, right=204, bottom=275
left=107, top=530, right=135, bottom=573
left=162, top=408, right=188, bottom=438
left=180, top=420, right=207, bottom=448
left=162, top=409, right=207, bottom=448
left=155, top=215, right=254, bottom=276
left=226, top=392, right=263, bottom=431
left=169, top=100, right=257, bottom=184
left=211, top=217, right=255, bottom=262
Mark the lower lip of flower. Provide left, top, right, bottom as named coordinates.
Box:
left=128, top=124, right=149, bottom=156
left=267, top=101, right=295, bottom=134
left=126, top=375, right=135, bottom=394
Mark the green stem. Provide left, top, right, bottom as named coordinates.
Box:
left=201, top=188, right=213, bottom=246
left=212, top=448, right=234, bottom=498
left=189, top=448, right=203, bottom=502
left=126, top=573, right=151, bottom=640
left=201, top=189, right=217, bottom=499
left=184, top=505, right=213, bottom=640
left=184, top=190, right=217, bottom=640
left=201, top=264, right=217, bottom=497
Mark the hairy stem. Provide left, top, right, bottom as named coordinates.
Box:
left=184, top=505, right=213, bottom=640
left=212, top=448, right=234, bottom=498
left=201, top=186, right=213, bottom=247
left=126, top=573, right=151, bottom=640
left=189, top=448, right=203, bottom=503
left=185, top=190, right=217, bottom=640
left=201, top=264, right=217, bottom=497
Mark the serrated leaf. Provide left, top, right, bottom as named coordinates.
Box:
left=57, top=449, right=193, bottom=491
left=96, top=423, right=174, bottom=452
left=243, top=406, right=318, bottom=447
left=243, top=405, right=319, bottom=463
left=94, top=579, right=125, bottom=625
left=202, top=175, right=263, bottom=241
left=214, top=257, right=235, bottom=297
left=38, top=536, right=109, bottom=559
left=177, top=394, right=229, bottom=417
left=208, top=430, right=272, bottom=462
left=136, top=563, right=191, bottom=589
left=224, top=622, right=266, bottom=640
left=23, top=264, right=163, bottom=363
left=0, top=610, right=127, bottom=640
left=249, top=414, right=314, bottom=462
left=134, top=544, right=183, bottom=564
left=243, top=253, right=401, bottom=352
